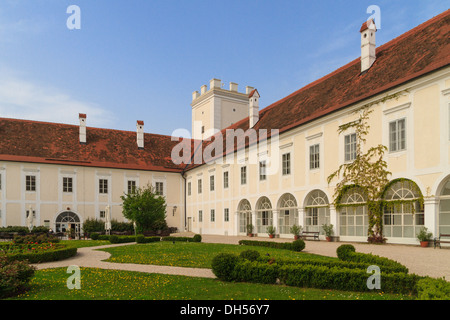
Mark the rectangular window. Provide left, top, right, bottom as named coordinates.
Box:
left=210, top=175, right=215, bottom=191
left=127, top=180, right=136, bottom=194
left=26, top=175, right=36, bottom=191
left=309, top=144, right=320, bottom=169
left=199, top=210, right=203, bottom=222
left=259, top=161, right=266, bottom=181
left=99, top=210, right=106, bottom=219
left=224, top=208, right=229, bottom=222
left=198, top=179, right=202, bottom=194
left=223, top=172, right=229, bottom=189
left=240, top=166, right=247, bottom=185
left=0, top=173, right=2, bottom=190
left=63, top=177, right=73, bottom=193
left=99, top=179, right=108, bottom=194
left=389, top=119, right=406, bottom=152
left=187, top=182, right=191, bottom=196
left=155, top=182, right=164, bottom=195
left=344, top=133, right=357, bottom=162
left=282, top=153, right=291, bottom=175
left=211, top=209, right=215, bottom=222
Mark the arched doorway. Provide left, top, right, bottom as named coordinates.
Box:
left=55, top=211, right=81, bottom=239
left=237, top=199, right=252, bottom=235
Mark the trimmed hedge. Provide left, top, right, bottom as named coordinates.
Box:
left=109, top=235, right=137, bottom=244
left=416, top=277, right=450, bottom=300
left=211, top=244, right=426, bottom=296
left=238, top=239, right=305, bottom=252
left=4, top=246, right=78, bottom=264
left=136, top=235, right=161, bottom=244
left=336, top=244, right=409, bottom=273
left=161, top=234, right=202, bottom=243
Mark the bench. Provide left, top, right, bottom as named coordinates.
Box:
left=434, top=234, right=450, bottom=249
left=300, top=231, right=320, bottom=241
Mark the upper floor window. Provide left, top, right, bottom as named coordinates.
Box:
left=389, top=118, right=406, bottom=152
left=187, top=181, right=192, bottom=196
left=309, top=144, right=320, bottom=169
left=198, top=179, right=202, bottom=194
left=259, top=161, right=266, bottom=181
left=211, top=209, right=215, bottom=222
left=155, top=182, right=164, bottom=195
left=282, top=153, right=291, bottom=175
left=344, top=133, right=357, bottom=162
left=0, top=173, right=2, bottom=190
left=223, top=171, right=229, bottom=189
left=99, top=179, right=108, bottom=194
left=26, top=175, right=36, bottom=192
left=210, top=175, right=215, bottom=191
left=63, top=177, right=73, bottom=193
left=224, top=208, right=229, bottom=222
left=127, top=180, right=136, bottom=194
left=241, top=166, right=247, bottom=185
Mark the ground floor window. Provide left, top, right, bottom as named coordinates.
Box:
left=340, top=205, right=368, bottom=236
left=238, top=199, right=252, bottom=234
left=55, top=211, right=81, bottom=237
left=278, top=193, right=298, bottom=234
left=256, top=197, right=272, bottom=234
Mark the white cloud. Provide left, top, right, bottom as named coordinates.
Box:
left=0, top=75, right=114, bottom=128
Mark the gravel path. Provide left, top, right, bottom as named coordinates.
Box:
left=32, top=234, right=450, bottom=280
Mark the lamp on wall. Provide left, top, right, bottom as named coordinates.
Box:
left=173, top=206, right=177, bottom=216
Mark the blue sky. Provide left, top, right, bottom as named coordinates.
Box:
left=0, top=0, right=447, bottom=135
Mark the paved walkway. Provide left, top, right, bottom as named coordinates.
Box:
left=32, top=234, right=450, bottom=280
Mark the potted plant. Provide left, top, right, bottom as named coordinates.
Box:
left=290, top=224, right=302, bottom=240
left=246, top=224, right=254, bottom=237
left=322, top=223, right=334, bottom=242
left=266, top=225, right=276, bottom=238
left=417, top=227, right=433, bottom=247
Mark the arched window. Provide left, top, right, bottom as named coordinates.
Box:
left=277, top=193, right=298, bottom=235
left=256, top=197, right=273, bottom=234
left=304, top=190, right=330, bottom=234
left=338, top=186, right=368, bottom=237
left=238, top=199, right=252, bottom=234
left=439, top=178, right=450, bottom=234
left=382, top=179, right=423, bottom=238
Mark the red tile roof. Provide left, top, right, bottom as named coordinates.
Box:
left=0, top=118, right=187, bottom=172
left=185, top=10, right=450, bottom=171
left=0, top=10, right=448, bottom=173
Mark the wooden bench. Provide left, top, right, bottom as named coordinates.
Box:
left=434, top=234, right=450, bottom=249
left=300, top=231, right=320, bottom=241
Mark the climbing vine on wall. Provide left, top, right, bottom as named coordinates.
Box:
left=327, top=106, right=391, bottom=243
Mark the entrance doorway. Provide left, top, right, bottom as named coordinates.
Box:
left=55, top=211, right=81, bottom=239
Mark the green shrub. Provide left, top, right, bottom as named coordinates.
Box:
left=211, top=253, right=239, bottom=282
left=82, top=218, right=105, bottom=236
left=240, top=249, right=260, bottom=262
left=0, top=256, right=36, bottom=298
left=292, top=239, right=305, bottom=252
left=90, top=233, right=100, bottom=240
left=416, top=277, right=450, bottom=300
left=13, top=233, right=59, bottom=245
left=193, top=234, right=202, bottom=242
left=336, top=244, right=356, bottom=260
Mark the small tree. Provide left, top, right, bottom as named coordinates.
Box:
left=327, top=107, right=391, bottom=242
left=120, top=184, right=167, bottom=234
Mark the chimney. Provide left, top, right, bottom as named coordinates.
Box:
left=210, top=78, right=221, bottom=90
left=360, top=18, right=377, bottom=73
left=229, top=82, right=238, bottom=92
left=248, top=89, right=260, bottom=128
left=136, top=120, right=144, bottom=149
left=79, top=113, right=87, bottom=144
left=246, top=86, right=255, bottom=95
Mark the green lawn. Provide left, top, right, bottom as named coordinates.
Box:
left=9, top=267, right=411, bottom=300
left=100, top=242, right=334, bottom=268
